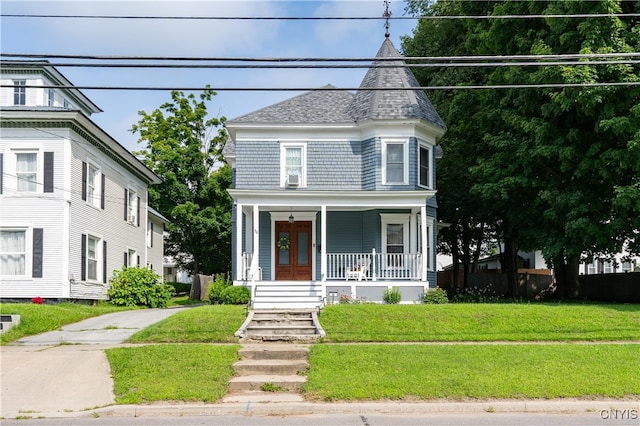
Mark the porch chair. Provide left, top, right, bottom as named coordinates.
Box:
left=346, top=258, right=370, bottom=281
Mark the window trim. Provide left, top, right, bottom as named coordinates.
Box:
left=279, top=142, right=307, bottom=188
left=14, top=150, right=39, bottom=193
left=381, top=139, right=409, bottom=185
left=85, top=161, right=102, bottom=209
left=380, top=214, right=410, bottom=255
left=417, top=141, right=433, bottom=189
left=125, top=187, right=140, bottom=226
left=86, top=234, right=100, bottom=281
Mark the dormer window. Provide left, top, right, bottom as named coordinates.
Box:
left=382, top=139, right=409, bottom=185
left=13, top=80, right=26, bottom=105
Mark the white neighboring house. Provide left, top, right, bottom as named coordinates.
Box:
left=163, top=256, right=192, bottom=284
left=0, top=60, right=162, bottom=301
left=580, top=250, right=640, bottom=275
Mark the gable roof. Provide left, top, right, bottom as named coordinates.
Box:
left=226, top=38, right=446, bottom=131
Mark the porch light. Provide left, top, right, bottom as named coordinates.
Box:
left=289, top=212, right=294, bottom=223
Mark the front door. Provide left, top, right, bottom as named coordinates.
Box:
left=275, top=221, right=312, bottom=280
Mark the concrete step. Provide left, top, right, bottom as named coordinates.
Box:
left=0, top=315, right=20, bottom=334
left=245, top=325, right=318, bottom=335
left=250, top=319, right=314, bottom=327
left=228, top=374, right=307, bottom=392
left=240, top=333, right=321, bottom=343
left=221, top=390, right=304, bottom=403
left=234, top=359, right=308, bottom=376
left=239, top=344, right=309, bottom=360
left=253, top=301, right=323, bottom=310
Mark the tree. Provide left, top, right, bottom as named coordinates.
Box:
left=403, top=0, right=640, bottom=298
left=131, top=89, right=232, bottom=290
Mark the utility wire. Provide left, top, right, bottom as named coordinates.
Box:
left=2, top=13, right=640, bottom=20
left=3, top=82, right=640, bottom=92
left=3, top=52, right=640, bottom=62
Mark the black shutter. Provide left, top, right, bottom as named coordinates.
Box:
left=43, top=152, right=54, bottom=193
left=0, top=153, right=3, bottom=194
left=137, top=196, right=141, bottom=226
left=81, top=162, right=87, bottom=201
left=137, top=255, right=140, bottom=266
left=124, top=252, right=128, bottom=268
left=124, top=188, right=128, bottom=221
left=32, top=228, right=43, bottom=278
left=81, top=234, right=87, bottom=281
left=103, top=240, right=107, bottom=283
left=150, top=222, right=154, bottom=247
left=101, top=173, right=106, bottom=209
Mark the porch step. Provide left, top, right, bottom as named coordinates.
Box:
left=234, top=359, right=308, bottom=375
left=227, top=374, right=307, bottom=393
left=253, top=282, right=324, bottom=310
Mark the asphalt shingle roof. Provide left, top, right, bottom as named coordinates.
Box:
left=226, top=38, right=445, bottom=130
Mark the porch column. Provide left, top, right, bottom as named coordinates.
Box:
left=410, top=211, right=418, bottom=253
left=420, top=205, right=428, bottom=283
left=251, top=204, right=260, bottom=281
left=235, top=203, right=243, bottom=281
left=321, top=205, right=327, bottom=281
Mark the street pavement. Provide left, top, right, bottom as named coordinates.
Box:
left=1, top=307, right=639, bottom=421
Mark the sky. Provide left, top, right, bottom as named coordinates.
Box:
left=1, top=0, right=419, bottom=152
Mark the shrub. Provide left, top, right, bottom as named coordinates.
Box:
left=383, top=286, right=402, bottom=304
left=208, top=273, right=233, bottom=305
left=108, top=266, right=174, bottom=308
left=220, top=285, right=251, bottom=305
left=423, top=287, right=449, bottom=304
left=167, top=282, right=191, bottom=295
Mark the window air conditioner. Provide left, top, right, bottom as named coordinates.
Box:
left=288, top=174, right=300, bottom=186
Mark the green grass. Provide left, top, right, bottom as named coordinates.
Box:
left=127, top=305, right=246, bottom=343
left=319, top=303, right=640, bottom=342
left=304, top=344, right=640, bottom=401
left=0, top=302, right=133, bottom=345
left=106, top=344, right=240, bottom=404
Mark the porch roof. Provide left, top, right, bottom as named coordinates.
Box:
left=228, top=189, right=436, bottom=209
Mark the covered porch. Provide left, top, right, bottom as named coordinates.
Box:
left=229, top=190, right=437, bottom=307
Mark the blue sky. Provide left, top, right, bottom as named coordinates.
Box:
left=1, top=0, right=418, bottom=151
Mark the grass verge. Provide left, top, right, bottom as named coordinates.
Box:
left=319, top=303, right=640, bottom=342
left=127, top=305, right=246, bottom=343
left=106, top=344, right=240, bottom=404
left=0, top=302, right=133, bottom=345
left=304, top=344, right=640, bottom=401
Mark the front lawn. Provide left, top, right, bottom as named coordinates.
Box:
left=319, top=303, right=640, bottom=342
left=127, top=305, right=246, bottom=343
left=106, top=344, right=240, bottom=404
left=304, top=343, right=640, bottom=400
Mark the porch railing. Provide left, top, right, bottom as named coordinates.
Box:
left=241, top=252, right=261, bottom=281
left=327, top=249, right=423, bottom=281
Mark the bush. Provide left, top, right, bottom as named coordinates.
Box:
left=423, top=287, right=449, bottom=304
left=167, top=282, right=191, bottom=295
left=108, top=266, right=174, bottom=308
left=383, top=286, right=402, bottom=304
left=208, top=273, right=232, bottom=305
left=220, top=285, right=251, bottom=305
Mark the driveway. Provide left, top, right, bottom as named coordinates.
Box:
left=1, top=307, right=187, bottom=418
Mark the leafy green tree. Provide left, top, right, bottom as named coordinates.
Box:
left=403, top=0, right=640, bottom=298
left=131, top=90, right=232, bottom=285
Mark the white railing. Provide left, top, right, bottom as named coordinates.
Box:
left=327, top=249, right=423, bottom=281
left=241, top=252, right=261, bottom=281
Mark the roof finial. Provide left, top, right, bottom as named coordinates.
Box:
left=383, top=0, right=391, bottom=38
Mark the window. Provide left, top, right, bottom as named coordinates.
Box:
left=125, top=188, right=139, bottom=225
left=587, top=261, right=596, bottom=275
left=382, top=139, right=408, bottom=185
left=147, top=221, right=153, bottom=248
left=13, top=80, right=26, bottom=105
left=603, top=261, right=613, bottom=274
left=418, top=142, right=432, bottom=188
left=16, top=152, right=37, bottom=192
left=87, top=163, right=100, bottom=207
left=48, top=89, right=55, bottom=107
left=280, top=143, right=306, bottom=187
left=87, top=235, right=99, bottom=280
left=0, top=230, right=26, bottom=275
left=417, top=215, right=435, bottom=271
left=381, top=214, right=410, bottom=255
left=125, top=249, right=138, bottom=267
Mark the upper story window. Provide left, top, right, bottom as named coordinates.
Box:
left=280, top=142, right=306, bottom=187
left=382, top=139, right=409, bottom=185
left=47, top=89, right=55, bottom=107
left=13, top=80, right=26, bottom=105
left=418, top=142, right=432, bottom=189
left=87, top=163, right=100, bottom=207
left=125, top=188, right=140, bottom=226
left=147, top=221, right=154, bottom=248
left=0, top=229, right=26, bottom=275
left=16, top=152, right=38, bottom=192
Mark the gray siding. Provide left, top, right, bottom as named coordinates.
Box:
left=361, top=137, right=378, bottom=190
left=235, top=141, right=280, bottom=189
left=307, top=141, right=361, bottom=189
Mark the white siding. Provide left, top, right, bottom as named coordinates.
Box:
left=146, top=214, right=166, bottom=278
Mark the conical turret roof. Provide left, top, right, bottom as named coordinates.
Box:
left=347, top=38, right=446, bottom=129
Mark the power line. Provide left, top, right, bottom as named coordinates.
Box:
left=3, top=82, right=640, bottom=92
left=2, top=13, right=639, bottom=20
left=4, top=52, right=640, bottom=62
